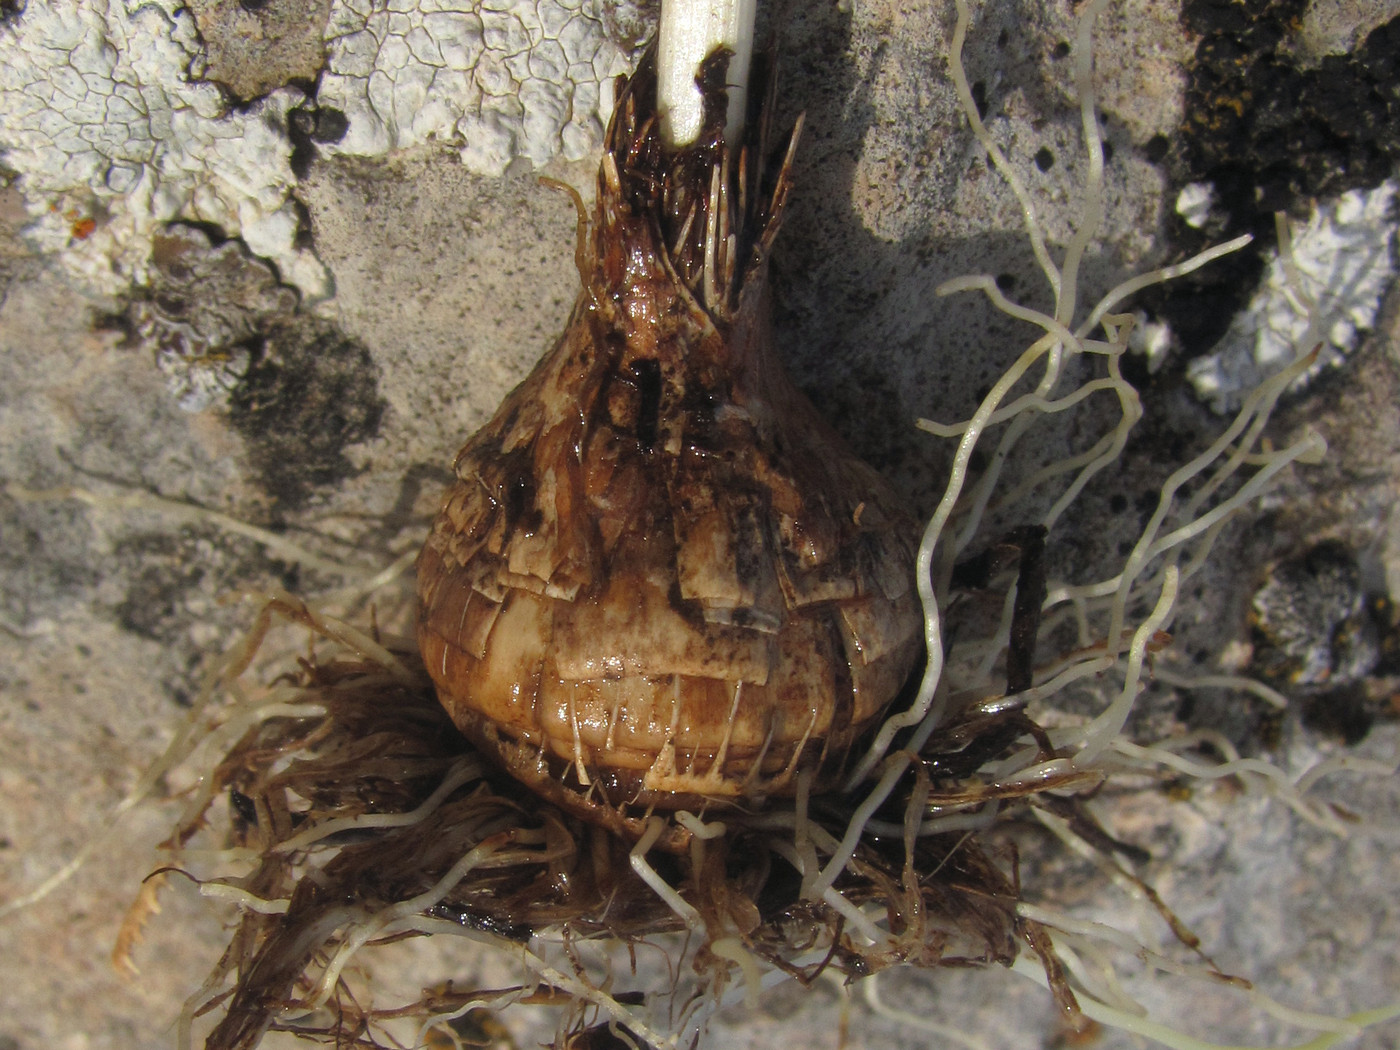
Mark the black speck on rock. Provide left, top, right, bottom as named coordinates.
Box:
left=1301, top=684, right=1375, bottom=745
left=313, top=107, right=349, bottom=144
left=229, top=318, right=385, bottom=512
left=1142, top=133, right=1170, bottom=164
left=970, top=80, right=988, bottom=120
left=286, top=106, right=350, bottom=179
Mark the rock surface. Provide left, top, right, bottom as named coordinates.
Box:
left=1, top=1, right=1397, bottom=1049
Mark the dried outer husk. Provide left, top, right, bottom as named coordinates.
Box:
left=416, top=48, right=923, bottom=840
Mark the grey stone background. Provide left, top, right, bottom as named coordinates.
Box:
left=2, top=1, right=1398, bottom=1049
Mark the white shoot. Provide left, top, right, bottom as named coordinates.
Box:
left=657, top=0, right=756, bottom=148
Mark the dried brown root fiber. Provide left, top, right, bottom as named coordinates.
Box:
left=140, top=593, right=1094, bottom=1050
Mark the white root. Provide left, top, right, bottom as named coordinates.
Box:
left=271, top=757, right=485, bottom=854
left=630, top=817, right=702, bottom=929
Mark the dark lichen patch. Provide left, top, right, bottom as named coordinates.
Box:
left=114, top=224, right=298, bottom=412
left=312, top=107, right=349, bottom=144
left=1139, top=4, right=1400, bottom=359
left=108, top=529, right=295, bottom=646
left=1179, top=1, right=1400, bottom=209
left=0, top=493, right=100, bottom=632
left=106, top=526, right=315, bottom=649
left=228, top=317, right=385, bottom=512
left=75, top=524, right=318, bottom=711
left=600, top=0, right=658, bottom=52
left=108, top=225, right=386, bottom=513
left=1250, top=541, right=1384, bottom=698
left=114, top=541, right=208, bottom=643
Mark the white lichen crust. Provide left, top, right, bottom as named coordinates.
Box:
left=0, top=0, right=327, bottom=296
left=1, top=0, right=646, bottom=299
left=319, top=0, right=640, bottom=175
left=1188, top=180, right=1399, bottom=413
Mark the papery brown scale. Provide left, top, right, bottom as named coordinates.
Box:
left=417, top=50, right=923, bottom=845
